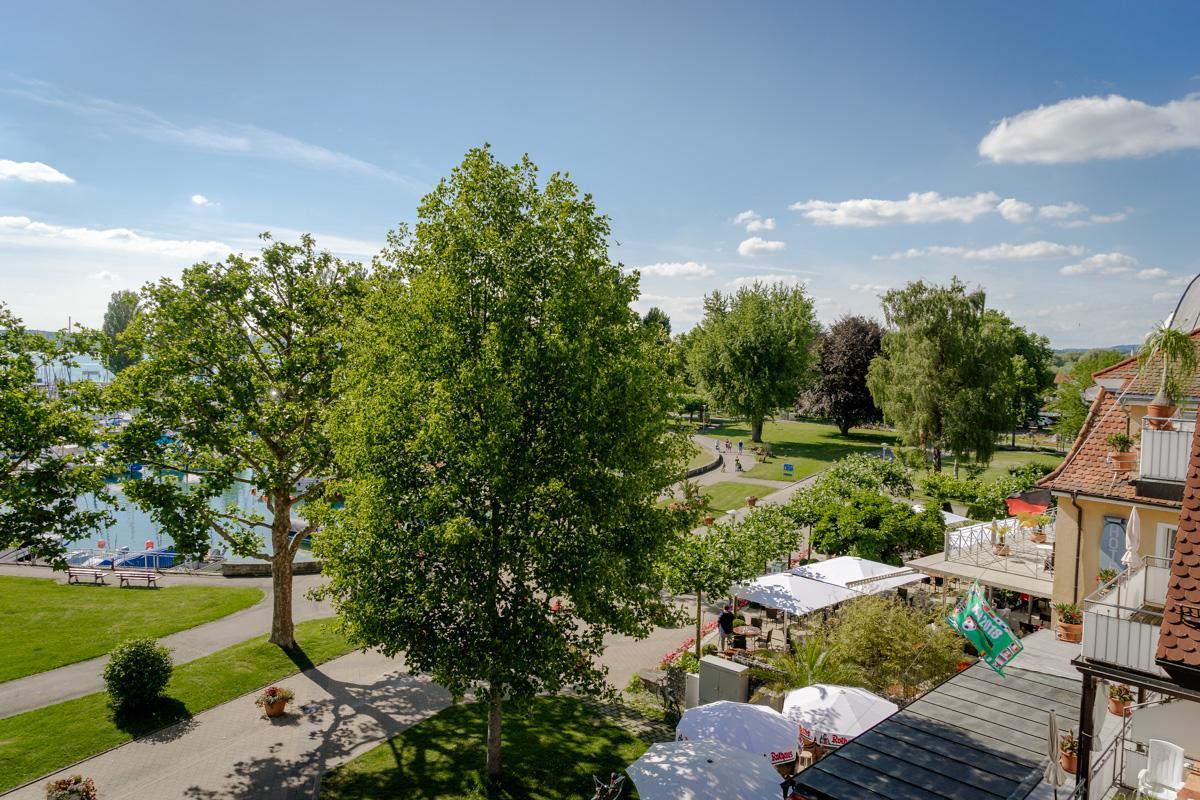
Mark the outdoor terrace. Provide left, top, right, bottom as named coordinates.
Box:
left=1080, top=554, right=1172, bottom=678
left=909, top=509, right=1056, bottom=599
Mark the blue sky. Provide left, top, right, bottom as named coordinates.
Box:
left=2, top=1, right=1199, bottom=347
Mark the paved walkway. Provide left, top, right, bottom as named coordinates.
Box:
left=0, top=567, right=331, bottom=719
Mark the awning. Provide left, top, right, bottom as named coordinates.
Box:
left=734, top=572, right=861, bottom=616
left=905, top=552, right=1055, bottom=598
left=791, top=556, right=925, bottom=594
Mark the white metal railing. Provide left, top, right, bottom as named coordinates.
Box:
left=1081, top=555, right=1171, bottom=676
left=1140, top=415, right=1196, bottom=482
left=941, top=507, right=1056, bottom=581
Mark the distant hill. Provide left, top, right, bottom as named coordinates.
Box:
left=1054, top=345, right=1138, bottom=355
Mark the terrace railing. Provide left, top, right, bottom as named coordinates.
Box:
left=1081, top=555, right=1171, bottom=677
left=941, top=507, right=1056, bottom=583
left=1139, top=414, right=1196, bottom=482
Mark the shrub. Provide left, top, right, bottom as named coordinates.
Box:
left=677, top=651, right=700, bottom=674
left=701, top=643, right=718, bottom=656
left=102, top=637, right=173, bottom=709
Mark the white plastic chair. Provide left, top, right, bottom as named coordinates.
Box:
left=1136, top=739, right=1185, bottom=799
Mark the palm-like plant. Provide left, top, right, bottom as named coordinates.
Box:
left=1139, top=323, right=1197, bottom=408
left=752, top=636, right=864, bottom=691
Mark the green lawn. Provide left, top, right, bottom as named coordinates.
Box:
left=971, top=449, right=1063, bottom=481
left=702, top=480, right=779, bottom=512
left=708, top=419, right=897, bottom=481
left=0, top=618, right=355, bottom=793
left=687, top=442, right=717, bottom=472
left=320, top=696, right=647, bottom=800
left=0, top=576, right=264, bottom=682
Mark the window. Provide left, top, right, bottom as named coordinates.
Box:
left=1157, top=522, right=1179, bottom=562
left=1099, top=516, right=1127, bottom=573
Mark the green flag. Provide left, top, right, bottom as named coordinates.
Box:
left=947, top=584, right=1023, bottom=676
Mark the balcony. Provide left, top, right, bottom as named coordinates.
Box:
left=1081, top=555, right=1172, bottom=677
left=1139, top=414, right=1196, bottom=483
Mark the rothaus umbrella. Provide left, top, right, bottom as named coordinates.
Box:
left=676, top=701, right=800, bottom=767
left=626, top=740, right=784, bottom=800
left=782, top=684, right=898, bottom=748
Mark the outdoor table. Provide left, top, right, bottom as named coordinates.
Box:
left=733, top=625, right=761, bottom=637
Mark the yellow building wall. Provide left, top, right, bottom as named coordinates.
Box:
left=1050, top=494, right=1179, bottom=612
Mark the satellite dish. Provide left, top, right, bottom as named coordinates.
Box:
left=1168, top=273, right=1200, bottom=333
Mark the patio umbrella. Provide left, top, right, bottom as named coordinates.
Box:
left=1045, top=708, right=1065, bottom=798
left=732, top=572, right=861, bottom=617
left=676, top=701, right=800, bottom=766
left=1122, top=507, right=1142, bottom=570
left=626, top=739, right=784, bottom=800
left=791, top=555, right=924, bottom=595
left=781, top=684, right=898, bottom=748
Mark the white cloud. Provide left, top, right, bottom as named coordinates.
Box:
left=1058, top=210, right=1130, bottom=228
left=979, top=93, right=1200, bottom=164
left=849, top=283, right=890, bottom=293
left=1154, top=291, right=1178, bottom=302
left=1038, top=201, right=1087, bottom=220
left=633, top=261, right=714, bottom=279
left=1060, top=252, right=1139, bottom=276
left=728, top=273, right=805, bottom=289
left=6, top=82, right=406, bottom=182
left=632, top=293, right=705, bottom=328
left=0, top=159, right=74, bottom=183
left=191, top=194, right=213, bottom=206
left=88, top=270, right=120, bottom=281
left=1170, top=275, right=1195, bottom=286
left=879, top=241, right=1084, bottom=261
left=790, top=191, right=1000, bottom=226
left=746, top=217, right=776, bottom=232
left=0, top=215, right=231, bottom=259
left=737, top=237, right=786, bottom=256
left=1137, top=267, right=1169, bottom=280
left=732, top=210, right=759, bottom=225
left=997, top=198, right=1033, bottom=223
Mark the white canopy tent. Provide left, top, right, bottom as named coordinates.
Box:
left=791, top=555, right=925, bottom=595
left=626, top=740, right=783, bottom=800
left=675, top=701, right=800, bottom=766
left=733, top=556, right=924, bottom=617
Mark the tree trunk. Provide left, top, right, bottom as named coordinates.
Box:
left=268, top=496, right=296, bottom=650
left=750, top=416, right=764, bottom=443
left=486, top=688, right=503, bottom=779
left=695, top=591, right=703, bottom=658
left=837, top=418, right=851, bottom=436
left=932, top=446, right=943, bottom=473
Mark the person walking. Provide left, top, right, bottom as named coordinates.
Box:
left=718, top=604, right=735, bottom=650
left=737, top=440, right=743, bottom=455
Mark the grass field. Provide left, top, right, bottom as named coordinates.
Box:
left=954, top=449, right=1064, bottom=482
left=707, top=419, right=897, bottom=481
left=700, top=480, right=779, bottom=512
left=0, top=576, right=264, bottom=682
left=687, top=443, right=717, bottom=472
left=0, top=618, right=354, bottom=793
left=320, top=696, right=647, bottom=800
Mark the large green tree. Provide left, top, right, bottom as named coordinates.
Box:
left=1048, top=349, right=1125, bottom=442
left=986, top=310, right=1055, bottom=436
left=314, top=148, right=687, bottom=780
left=0, top=304, right=109, bottom=561
left=799, top=315, right=884, bottom=435
left=688, top=282, right=819, bottom=442
left=100, top=290, right=141, bottom=375
left=867, top=278, right=1024, bottom=471
left=107, top=235, right=366, bottom=649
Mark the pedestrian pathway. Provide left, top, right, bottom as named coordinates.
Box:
left=0, top=568, right=331, bottom=719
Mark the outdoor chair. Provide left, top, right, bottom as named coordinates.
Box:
left=750, top=616, right=763, bottom=629
left=731, top=633, right=747, bottom=650
left=1136, top=739, right=1185, bottom=799
left=755, top=629, right=773, bottom=650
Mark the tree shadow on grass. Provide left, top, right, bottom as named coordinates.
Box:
left=111, top=696, right=197, bottom=742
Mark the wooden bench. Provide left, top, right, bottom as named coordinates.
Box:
left=67, top=568, right=107, bottom=585
left=116, top=571, right=159, bottom=588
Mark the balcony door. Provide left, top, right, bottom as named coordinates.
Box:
left=1156, top=522, right=1179, bottom=562
left=1099, top=515, right=1127, bottom=573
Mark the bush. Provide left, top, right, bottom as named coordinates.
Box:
left=701, top=643, right=718, bottom=656
left=102, top=637, right=173, bottom=709
left=677, top=651, right=700, bottom=674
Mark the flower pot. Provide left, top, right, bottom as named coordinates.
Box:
left=1060, top=752, right=1077, bottom=775
left=992, top=544, right=1011, bottom=557
left=1109, top=451, right=1137, bottom=473
left=264, top=699, right=288, bottom=718
left=703, top=515, right=715, bottom=526
left=1030, top=532, right=1047, bottom=544
left=1057, top=622, right=1082, bottom=643
left=1107, top=697, right=1130, bottom=717
left=1147, top=403, right=1176, bottom=428
left=746, top=496, right=758, bottom=507
left=955, top=660, right=972, bottom=673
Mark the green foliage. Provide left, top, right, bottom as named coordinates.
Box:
left=106, top=233, right=366, bottom=648
left=1139, top=323, right=1198, bottom=404
left=919, top=461, right=1052, bottom=520
left=688, top=282, right=820, bottom=440
left=641, top=306, right=671, bottom=338
left=1049, top=349, right=1126, bottom=442
left=799, top=315, right=884, bottom=435
left=314, top=147, right=686, bottom=778
left=100, top=289, right=140, bottom=374
left=0, top=304, right=111, bottom=562
left=1106, top=433, right=1135, bottom=452
left=1054, top=602, right=1083, bottom=625
left=701, top=642, right=718, bottom=656
left=676, top=650, right=700, bottom=674
left=806, top=491, right=945, bottom=564
left=868, top=279, right=1042, bottom=470
left=752, top=636, right=864, bottom=692
left=102, top=637, right=172, bottom=710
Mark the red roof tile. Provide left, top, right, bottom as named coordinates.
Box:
left=1157, top=420, right=1200, bottom=669
left=1091, top=329, right=1200, bottom=397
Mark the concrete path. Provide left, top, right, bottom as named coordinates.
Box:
left=0, top=568, right=331, bottom=719
left=4, top=650, right=451, bottom=800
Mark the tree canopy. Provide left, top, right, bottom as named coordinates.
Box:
left=1048, top=349, right=1125, bottom=441
left=107, top=234, right=366, bottom=648
left=799, top=315, right=884, bottom=435
left=867, top=278, right=1037, bottom=470
left=313, top=147, right=687, bottom=779
left=100, top=290, right=140, bottom=375
left=0, top=304, right=109, bottom=562
left=688, top=282, right=819, bottom=442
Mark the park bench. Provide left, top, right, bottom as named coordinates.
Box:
left=66, top=568, right=107, bottom=585
left=116, top=571, right=159, bottom=588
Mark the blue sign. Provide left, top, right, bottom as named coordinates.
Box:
left=783, top=463, right=794, bottom=477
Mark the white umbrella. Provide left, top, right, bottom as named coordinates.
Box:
left=782, top=684, right=898, bottom=748
left=1045, top=708, right=1065, bottom=798
left=676, top=701, right=800, bottom=766
left=627, top=739, right=784, bottom=800
left=791, top=555, right=925, bottom=595
left=1122, top=507, right=1142, bottom=570
left=732, top=572, right=861, bottom=616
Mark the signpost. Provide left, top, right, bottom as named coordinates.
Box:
left=783, top=463, right=794, bottom=480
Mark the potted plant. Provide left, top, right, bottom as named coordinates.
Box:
left=1060, top=729, right=1079, bottom=774
left=1096, top=567, right=1118, bottom=590
left=44, top=775, right=97, bottom=800
left=746, top=495, right=758, bottom=507
left=1054, top=602, right=1083, bottom=643
left=991, top=523, right=1010, bottom=557
left=1139, top=323, right=1197, bottom=427
left=1106, top=433, right=1138, bottom=473
left=254, top=685, right=295, bottom=718
left=1031, top=513, right=1051, bottom=544
left=1107, top=683, right=1134, bottom=717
